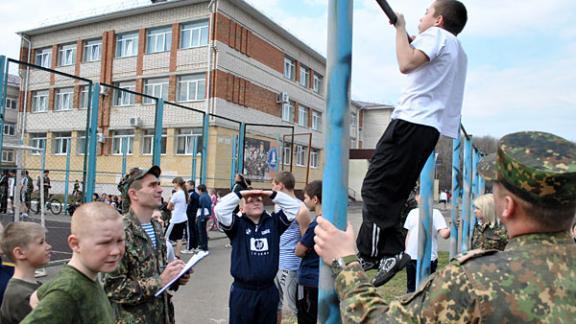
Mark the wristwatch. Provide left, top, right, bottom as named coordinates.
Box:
left=331, top=255, right=360, bottom=276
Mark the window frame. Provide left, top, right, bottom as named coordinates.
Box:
left=116, top=32, right=139, bottom=58
left=114, top=81, right=136, bottom=106
left=298, top=106, right=308, bottom=127
left=175, top=128, right=202, bottom=155
left=284, top=57, right=295, bottom=80
left=1, top=150, right=14, bottom=163
left=143, top=78, right=169, bottom=104
left=282, top=103, right=294, bottom=123
left=111, top=130, right=135, bottom=155
left=177, top=74, right=206, bottom=102
left=180, top=20, right=209, bottom=49
left=295, top=145, right=306, bottom=167
left=83, top=39, right=102, bottom=62
left=299, top=65, right=310, bottom=88
left=313, top=73, right=322, bottom=94
left=79, top=85, right=90, bottom=109
left=35, top=48, right=52, bottom=68
left=141, top=129, right=167, bottom=155
left=58, top=43, right=76, bottom=66
left=53, top=132, right=72, bottom=155
left=146, top=26, right=172, bottom=54
left=32, top=90, right=49, bottom=113
left=3, top=123, right=16, bottom=136
left=55, top=87, right=74, bottom=111
left=283, top=145, right=292, bottom=166
left=6, top=97, right=18, bottom=109
left=312, top=111, right=321, bottom=131
left=310, top=149, right=319, bottom=168
left=30, top=133, right=47, bottom=155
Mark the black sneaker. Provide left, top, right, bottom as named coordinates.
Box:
left=358, top=255, right=380, bottom=272
left=372, top=252, right=411, bottom=287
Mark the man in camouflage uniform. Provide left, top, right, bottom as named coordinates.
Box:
left=314, top=131, right=576, bottom=322
left=471, top=220, right=508, bottom=250
left=117, top=168, right=140, bottom=214
left=103, top=166, right=187, bottom=324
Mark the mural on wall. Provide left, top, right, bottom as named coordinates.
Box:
left=243, top=137, right=279, bottom=181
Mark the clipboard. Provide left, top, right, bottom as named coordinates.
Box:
left=155, top=250, right=209, bottom=297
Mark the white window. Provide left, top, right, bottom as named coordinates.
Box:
left=6, top=98, right=18, bottom=109
left=350, top=113, right=357, bottom=138
left=176, top=128, right=202, bottom=155
left=312, top=111, right=321, bottom=131
left=83, top=39, right=101, bottom=62
left=53, top=132, right=71, bottom=155
left=114, top=81, right=136, bottom=106
left=58, top=44, right=76, bottom=66
left=296, top=145, right=306, bottom=167
left=180, top=20, right=209, bottom=49
left=32, top=90, right=48, bottom=113
left=1, top=150, right=14, bottom=163
left=3, top=123, right=16, bottom=136
left=298, top=106, right=308, bottom=127
left=77, top=131, right=86, bottom=155
left=147, top=26, right=172, bottom=54
left=142, top=129, right=167, bottom=155
left=313, top=73, right=322, bottom=94
left=111, top=130, right=134, bottom=155
left=79, top=85, right=90, bottom=109
left=177, top=74, right=206, bottom=102
left=116, top=32, right=138, bottom=58
left=299, top=65, right=310, bottom=88
left=30, top=133, right=47, bottom=155
left=283, top=145, right=291, bottom=165
left=35, top=48, right=51, bottom=68
left=55, top=87, right=73, bottom=111
left=143, top=78, right=168, bottom=104
left=284, top=57, right=295, bottom=80
left=282, top=103, right=294, bottom=123
left=310, top=149, right=319, bottom=168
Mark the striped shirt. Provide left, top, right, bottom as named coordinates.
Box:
left=141, top=223, right=157, bottom=249
left=279, top=221, right=301, bottom=271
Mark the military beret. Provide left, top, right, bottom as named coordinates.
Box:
left=478, top=131, right=576, bottom=207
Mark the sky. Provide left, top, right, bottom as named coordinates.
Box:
left=1, top=0, right=574, bottom=141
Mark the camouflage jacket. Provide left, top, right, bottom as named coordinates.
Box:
left=336, top=232, right=576, bottom=323
left=471, top=222, right=509, bottom=251
left=102, top=210, right=173, bottom=324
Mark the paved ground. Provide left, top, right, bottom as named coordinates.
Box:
left=2, top=202, right=455, bottom=323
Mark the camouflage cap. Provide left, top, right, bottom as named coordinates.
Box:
left=122, top=166, right=161, bottom=202
left=478, top=131, right=576, bottom=207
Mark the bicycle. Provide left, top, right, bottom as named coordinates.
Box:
left=31, top=195, right=63, bottom=215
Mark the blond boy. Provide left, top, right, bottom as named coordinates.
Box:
left=0, top=222, right=51, bottom=324
left=21, top=202, right=125, bottom=323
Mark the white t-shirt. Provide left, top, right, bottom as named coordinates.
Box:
left=404, top=208, right=448, bottom=261
left=440, top=191, right=448, bottom=201
left=392, top=27, right=468, bottom=139
left=169, top=189, right=188, bottom=224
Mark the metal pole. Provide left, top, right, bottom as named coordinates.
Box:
left=319, top=1, right=353, bottom=322
left=191, top=136, right=198, bottom=183
left=63, top=139, right=71, bottom=214
left=237, top=122, right=245, bottom=175
left=449, top=136, right=461, bottom=258
left=416, top=152, right=435, bottom=288
left=200, top=113, right=209, bottom=184
left=152, top=99, right=164, bottom=167
left=40, top=146, right=46, bottom=228
left=461, top=136, right=473, bottom=252
left=230, top=134, right=237, bottom=189
left=306, top=133, right=312, bottom=186
left=0, top=56, right=7, bottom=161
left=121, top=137, right=128, bottom=177
left=470, top=150, right=479, bottom=239
left=85, top=83, right=100, bottom=203
left=289, top=126, right=294, bottom=173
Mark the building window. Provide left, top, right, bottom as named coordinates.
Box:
left=55, top=87, right=73, bottom=111
left=111, top=130, right=134, bottom=155
left=6, top=98, right=17, bottom=109
left=312, top=111, right=321, bottom=131
left=30, top=133, right=47, bottom=155
left=177, top=74, right=206, bottom=102
left=299, top=65, right=310, bottom=88
left=180, top=20, right=209, bottom=49
left=147, top=26, right=172, bottom=54
left=83, top=39, right=101, bottom=62
left=79, top=85, right=90, bottom=109
left=114, top=81, right=136, bottom=106
left=143, top=78, right=169, bottom=104
left=283, top=145, right=291, bottom=165
left=141, top=129, right=167, bottom=155
left=53, top=132, right=71, bottom=155
left=58, top=44, right=76, bottom=66
left=298, top=106, right=308, bottom=127
left=116, top=32, right=138, bottom=58
left=176, top=128, right=202, bottom=155
left=32, top=90, right=48, bottom=113
left=2, top=150, right=14, bottom=163
left=35, top=48, right=52, bottom=68
left=284, top=57, right=295, bottom=80
left=296, top=145, right=306, bottom=167
left=3, top=123, right=16, bottom=136
left=310, top=149, right=319, bottom=168
left=350, top=113, right=357, bottom=138
left=313, top=73, right=322, bottom=94
left=282, top=103, right=294, bottom=123
left=77, top=131, right=86, bottom=155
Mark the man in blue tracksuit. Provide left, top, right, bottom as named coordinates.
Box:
left=215, top=189, right=300, bottom=324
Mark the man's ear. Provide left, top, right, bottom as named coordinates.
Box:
left=435, top=15, right=444, bottom=28
left=68, top=234, right=80, bottom=252
left=500, top=195, right=517, bottom=222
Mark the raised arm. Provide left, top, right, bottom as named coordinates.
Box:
left=270, top=191, right=301, bottom=221
left=395, top=13, right=429, bottom=74
left=214, top=191, right=241, bottom=226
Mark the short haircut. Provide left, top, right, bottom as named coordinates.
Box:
left=474, top=194, right=497, bottom=225
left=0, top=222, right=46, bottom=262
left=197, top=184, right=207, bottom=193
left=433, top=0, right=468, bottom=36
left=274, top=171, right=295, bottom=190
left=71, top=202, right=122, bottom=237
left=304, top=180, right=322, bottom=204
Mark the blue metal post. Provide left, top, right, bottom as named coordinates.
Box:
left=416, top=152, right=435, bottom=288
left=40, top=146, right=46, bottom=227
left=191, top=136, right=198, bottom=183
left=319, top=1, right=353, bottom=322
left=461, top=136, right=473, bottom=252
left=230, top=135, right=238, bottom=189
left=200, top=113, right=209, bottom=184
left=449, top=136, right=461, bottom=258
left=152, top=99, right=164, bottom=167
left=63, top=139, right=71, bottom=213
left=237, top=122, right=245, bottom=175
left=470, top=149, right=479, bottom=239
left=0, top=56, right=7, bottom=161
left=121, top=137, right=128, bottom=177
left=85, top=83, right=100, bottom=203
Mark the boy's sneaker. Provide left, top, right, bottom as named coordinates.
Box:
left=372, top=252, right=411, bottom=287
left=359, top=255, right=380, bottom=272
